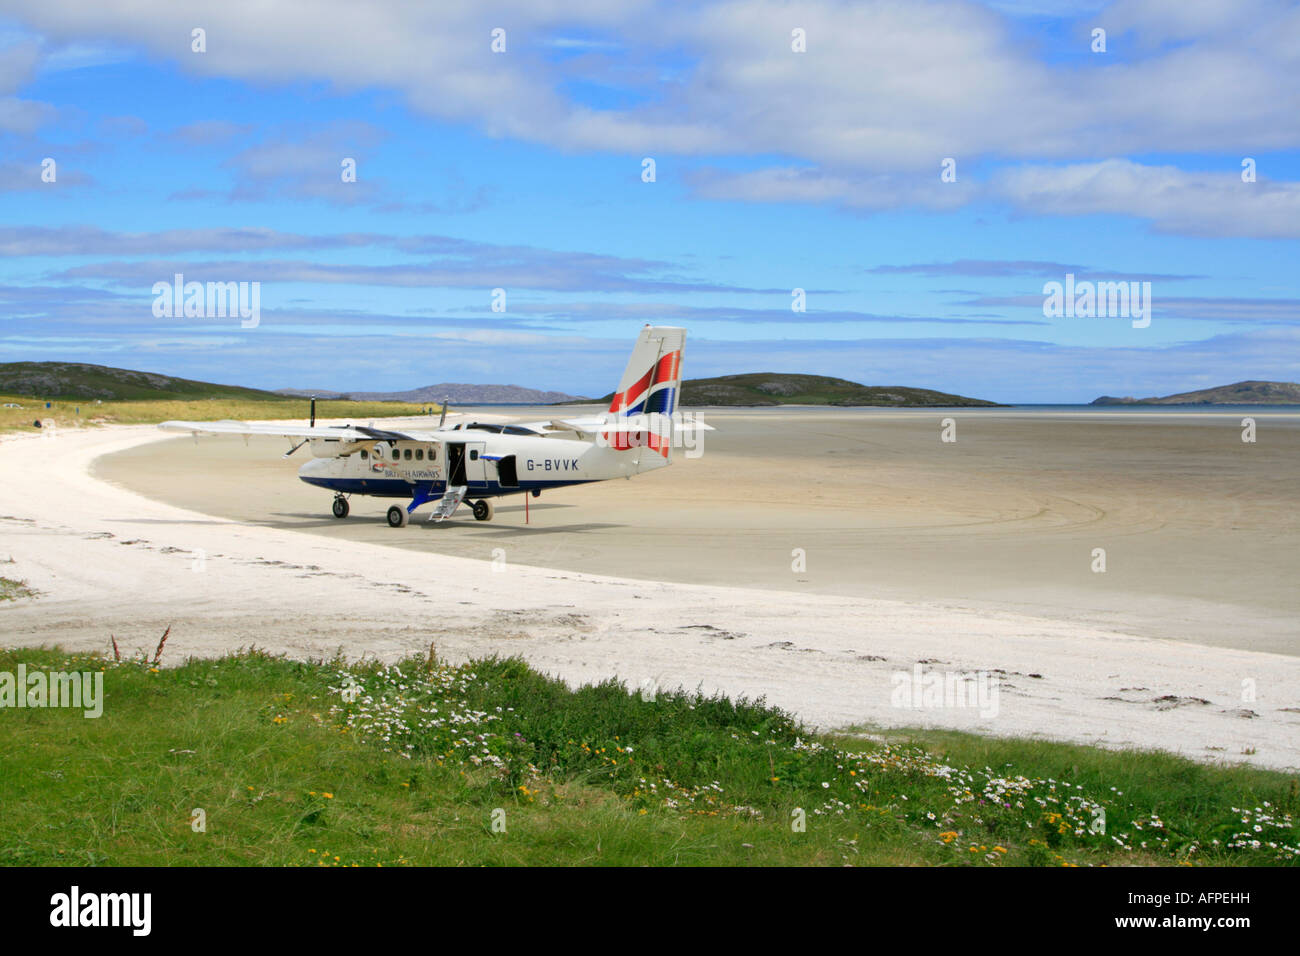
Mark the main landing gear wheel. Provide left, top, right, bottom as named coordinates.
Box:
left=471, top=499, right=494, bottom=522
left=386, top=505, right=409, bottom=528
left=331, top=496, right=350, bottom=519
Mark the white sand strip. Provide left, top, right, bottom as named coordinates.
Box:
left=1, top=423, right=1297, bottom=771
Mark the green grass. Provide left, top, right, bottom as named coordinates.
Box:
left=0, top=360, right=446, bottom=433
left=0, top=645, right=1295, bottom=867
left=0, top=394, right=442, bottom=434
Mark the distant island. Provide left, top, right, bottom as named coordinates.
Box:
left=0, top=362, right=587, bottom=405
left=600, top=373, right=1002, bottom=407
left=0, top=362, right=998, bottom=408
left=1091, top=381, right=1300, bottom=406
left=0, top=361, right=283, bottom=402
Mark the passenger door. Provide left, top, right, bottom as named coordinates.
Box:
left=464, top=442, right=488, bottom=489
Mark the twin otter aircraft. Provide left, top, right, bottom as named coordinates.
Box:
left=161, top=326, right=707, bottom=527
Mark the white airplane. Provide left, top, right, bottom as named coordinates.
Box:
left=160, top=326, right=708, bottom=527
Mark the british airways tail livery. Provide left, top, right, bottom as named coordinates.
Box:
left=608, top=325, right=682, bottom=418
left=159, top=326, right=709, bottom=527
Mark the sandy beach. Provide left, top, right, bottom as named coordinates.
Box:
left=3, top=406, right=1299, bottom=769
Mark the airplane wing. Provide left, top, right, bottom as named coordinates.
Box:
left=160, top=415, right=712, bottom=442
left=158, top=420, right=437, bottom=442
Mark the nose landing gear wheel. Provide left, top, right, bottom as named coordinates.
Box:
left=387, top=505, right=409, bottom=528
left=471, top=499, right=494, bottom=522
left=331, top=496, right=350, bottom=519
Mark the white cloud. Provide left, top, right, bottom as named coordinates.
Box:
left=993, top=159, right=1300, bottom=239
left=173, top=119, right=251, bottom=146
left=1, top=0, right=1298, bottom=234
left=3, top=0, right=1296, bottom=162
left=687, top=165, right=974, bottom=210
left=0, top=39, right=52, bottom=132
left=687, top=157, right=1300, bottom=238
left=0, top=37, right=39, bottom=92
left=0, top=96, right=50, bottom=133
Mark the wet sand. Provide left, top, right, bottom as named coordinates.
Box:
left=96, top=406, right=1300, bottom=654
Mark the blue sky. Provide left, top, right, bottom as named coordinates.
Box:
left=1, top=0, right=1297, bottom=402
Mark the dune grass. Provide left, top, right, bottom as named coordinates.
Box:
left=0, top=577, right=36, bottom=602
left=0, top=645, right=1295, bottom=867
left=0, top=394, right=440, bottom=435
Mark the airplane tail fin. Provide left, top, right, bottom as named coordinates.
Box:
left=607, top=325, right=685, bottom=417
left=603, top=326, right=687, bottom=464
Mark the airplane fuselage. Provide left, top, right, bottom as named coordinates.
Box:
left=297, top=431, right=664, bottom=500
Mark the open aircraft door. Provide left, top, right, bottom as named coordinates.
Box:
left=463, top=442, right=488, bottom=489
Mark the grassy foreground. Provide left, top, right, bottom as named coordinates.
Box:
left=0, top=394, right=439, bottom=434
left=0, top=645, right=1296, bottom=867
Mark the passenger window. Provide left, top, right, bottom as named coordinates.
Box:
left=470, top=450, right=479, bottom=460
left=404, top=449, right=412, bottom=460
left=360, top=449, right=368, bottom=460
left=415, top=449, right=423, bottom=460
left=430, top=448, right=437, bottom=460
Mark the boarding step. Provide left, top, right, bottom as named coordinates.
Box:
left=429, top=485, right=467, bottom=522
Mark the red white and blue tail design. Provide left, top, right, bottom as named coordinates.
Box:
left=604, top=326, right=686, bottom=459
left=607, top=326, right=685, bottom=417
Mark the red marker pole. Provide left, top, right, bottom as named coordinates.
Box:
left=525, top=492, right=529, bottom=525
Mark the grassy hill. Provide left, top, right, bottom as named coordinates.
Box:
left=0, top=361, right=442, bottom=433
left=0, top=361, right=284, bottom=402
left=1092, top=381, right=1300, bottom=405
left=602, top=372, right=1000, bottom=407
